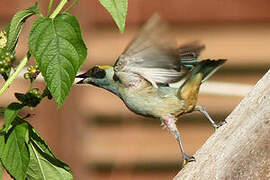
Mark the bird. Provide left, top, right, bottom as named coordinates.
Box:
left=76, top=15, right=227, bottom=164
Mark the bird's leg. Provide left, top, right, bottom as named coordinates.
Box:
left=195, top=105, right=226, bottom=130
left=162, top=114, right=195, bottom=164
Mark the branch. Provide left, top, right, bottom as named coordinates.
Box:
left=174, top=69, right=270, bottom=180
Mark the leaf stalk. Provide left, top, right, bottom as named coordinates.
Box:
left=49, top=0, right=68, bottom=19
left=64, top=0, right=79, bottom=13
left=47, top=0, right=54, bottom=15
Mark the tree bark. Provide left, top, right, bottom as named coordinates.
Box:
left=174, top=69, right=270, bottom=180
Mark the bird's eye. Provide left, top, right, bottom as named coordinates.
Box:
left=113, top=74, right=120, bottom=82
left=91, top=66, right=106, bottom=79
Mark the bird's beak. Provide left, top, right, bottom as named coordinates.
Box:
left=76, top=72, right=89, bottom=84
left=76, top=79, right=85, bottom=84
left=76, top=72, right=89, bottom=78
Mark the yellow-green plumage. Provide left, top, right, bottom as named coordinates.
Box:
left=76, top=15, right=227, bottom=164
left=115, top=59, right=225, bottom=119
left=77, top=59, right=226, bottom=164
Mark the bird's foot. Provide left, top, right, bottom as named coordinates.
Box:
left=212, top=120, right=227, bottom=130
left=182, top=154, right=196, bottom=166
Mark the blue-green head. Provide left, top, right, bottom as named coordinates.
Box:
left=76, top=65, right=120, bottom=96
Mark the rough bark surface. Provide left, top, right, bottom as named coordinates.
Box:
left=174, top=69, right=270, bottom=180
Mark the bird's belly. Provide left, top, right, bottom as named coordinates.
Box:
left=121, top=92, right=183, bottom=118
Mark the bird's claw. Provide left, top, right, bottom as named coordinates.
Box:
left=182, top=154, right=196, bottom=166
left=213, top=120, right=227, bottom=130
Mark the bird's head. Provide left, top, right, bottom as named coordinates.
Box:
left=76, top=65, right=113, bottom=86
left=76, top=65, right=120, bottom=95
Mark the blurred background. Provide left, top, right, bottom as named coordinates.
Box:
left=0, top=0, right=270, bottom=179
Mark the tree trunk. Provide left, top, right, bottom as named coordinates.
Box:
left=174, top=69, right=270, bottom=180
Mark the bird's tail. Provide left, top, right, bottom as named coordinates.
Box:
left=189, top=59, right=226, bottom=83
left=177, top=59, right=226, bottom=109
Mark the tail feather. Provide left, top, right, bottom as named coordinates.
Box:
left=191, top=59, right=226, bottom=83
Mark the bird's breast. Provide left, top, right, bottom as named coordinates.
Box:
left=118, top=86, right=184, bottom=118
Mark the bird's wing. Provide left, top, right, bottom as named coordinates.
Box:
left=114, top=15, right=188, bottom=88
left=179, top=41, right=205, bottom=68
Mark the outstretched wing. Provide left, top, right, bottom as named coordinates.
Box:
left=179, top=41, right=205, bottom=69
left=114, top=15, right=188, bottom=88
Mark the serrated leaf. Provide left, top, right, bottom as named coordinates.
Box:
left=29, top=13, right=87, bottom=107
left=26, top=125, right=73, bottom=180
left=0, top=118, right=29, bottom=180
left=27, top=142, right=73, bottom=180
left=28, top=123, right=59, bottom=159
left=3, top=102, right=23, bottom=133
left=6, top=3, right=40, bottom=52
left=98, top=0, right=128, bottom=33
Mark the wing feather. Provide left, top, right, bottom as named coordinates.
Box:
left=114, top=15, right=188, bottom=88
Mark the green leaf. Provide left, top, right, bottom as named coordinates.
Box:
left=0, top=117, right=73, bottom=179
left=0, top=136, right=4, bottom=180
left=0, top=118, right=29, bottom=180
left=3, top=102, right=23, bottom=133
left=98, top=0, right=128, bottom=33
left=26, top=125, right=73, bottom=180
left=6, top=3, right=40, bottom=52
left=0, top=160, right=3, bottom=180
left=27, top=142, right=73, bottom=180
left=29, top=13, right=87, bottom=107
left=28, top=123, right=59, bottom=158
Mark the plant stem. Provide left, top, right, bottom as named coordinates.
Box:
left=0, top=53, right=30, bottom=96
left=47, top=0, right=54, bottom=15
left=29, top=80, right=33, bottom=90
left=49, top=0, right=68, bottom=19
left=64, top=0, right=79, bottom=13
